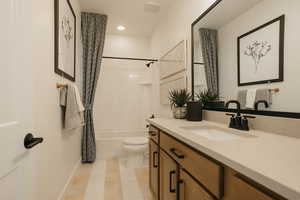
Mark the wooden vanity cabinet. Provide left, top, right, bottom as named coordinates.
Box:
left=159, top=149, right=214, bottom=200
left=160, top=131, right=223, bottom=199
left=149, top=126, right=287, bottom=200
left=179, top=168, right=214, bottom=200
left=224, top=169, right=286, bottom=200
left=149, top=139, right=159, bottom=199
left=159, top=150, right=178, bottom=200
left=149, top=125, right=159, bottom=143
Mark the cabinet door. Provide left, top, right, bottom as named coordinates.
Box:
left=149, top=140, right=159, bottom=199
left=224, top=169, right=285, bottom=200
left=160, top=150, right=178, bottom=200
left=179, top=168, right=214, bottom=200
left=160, top=132, right=223, bottom=198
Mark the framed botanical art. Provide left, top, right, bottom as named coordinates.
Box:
left=55, top=0, right=76, bottom=82
left=237, top=15, right=285, bottom=86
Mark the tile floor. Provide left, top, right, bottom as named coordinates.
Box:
left=62, top=156, right=154, bottom=200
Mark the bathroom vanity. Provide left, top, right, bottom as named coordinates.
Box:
left=147, top=1, right=300, bottom=199
left=148, top=118, right=300, bottom=200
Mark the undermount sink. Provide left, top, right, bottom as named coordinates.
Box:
left=180, top=126, right=243, bottom=141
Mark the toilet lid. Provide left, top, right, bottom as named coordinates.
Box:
left=123, top=137, right=148, bottom=145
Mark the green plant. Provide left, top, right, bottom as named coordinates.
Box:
left=169, top=89, right=191, bottom=108
left=197, top=90, right=219, bottom=105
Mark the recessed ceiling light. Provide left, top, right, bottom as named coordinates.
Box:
left=117, top=25, right=126, bottom=31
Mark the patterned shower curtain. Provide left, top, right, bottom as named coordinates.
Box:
left=81, top=12, right=107, bottom=163
left=199, top=28, right=219, bottom=96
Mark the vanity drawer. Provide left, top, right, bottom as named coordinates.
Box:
left=160, top=132, right=223, bottom=199
left=149, top=125, right=159, bottom=143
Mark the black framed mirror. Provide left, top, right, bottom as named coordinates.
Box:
left=191, top=0, right=300, bottom=119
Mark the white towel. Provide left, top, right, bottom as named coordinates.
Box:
left=59, top=84, right=85, bottom=112
left=72, top=84, right=85, bottom=112
left=237, top=90, right=247, bottom=109
left=255, top=89, right=272, bottom=105
left=60, top=87, right=67, bottom=107
left=246, top=89, right=257, bottom=109
left=59, top=84, right=85, bottom=130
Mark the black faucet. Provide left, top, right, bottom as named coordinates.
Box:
left=225, top=100, right=256, bottom=131
left=255, top=100, right=269, bottom=111
left=225, top=100, right=241, bottom=116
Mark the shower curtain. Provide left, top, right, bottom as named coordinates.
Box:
left=199, top=28, right=219, bottom=96
left=81, top=12, right=107, bottom=163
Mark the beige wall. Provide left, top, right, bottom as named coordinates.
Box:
left=31, top=0, right=82, bottom=199
left=103, top=34, right=151, bottom=58
left=150, top=0, right=217, bottom=117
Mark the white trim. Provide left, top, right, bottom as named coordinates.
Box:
left=57, top=158, right=81, bottom=200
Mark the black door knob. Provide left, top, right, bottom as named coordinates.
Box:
left=24, top=133, right=44, bottom=149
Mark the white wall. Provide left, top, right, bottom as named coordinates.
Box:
left=103, top=34, right=150, bottom=58
left=218, top=0, right=300, bottom=112
left=31, top=0, right=82, bottom=199
left=94, top=34, right=152, bottom=138
left=150, top=0, right=217, bottom=117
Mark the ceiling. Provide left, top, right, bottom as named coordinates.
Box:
left=193, top=0, right=262, bottom=30
left=79, top=0, right=173, bottom=37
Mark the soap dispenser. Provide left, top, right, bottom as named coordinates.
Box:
left=186, top=101, right=203, bottom=121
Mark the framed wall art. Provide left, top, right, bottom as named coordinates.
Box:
left=55, top=0, right=76, bottom=82
left=237, top=15, right=285, bottom=86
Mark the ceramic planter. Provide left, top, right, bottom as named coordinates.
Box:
left=172, top=107, right=187, bottom=119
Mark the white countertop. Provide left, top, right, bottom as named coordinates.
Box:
left=147, top=118, right=300, bottom=200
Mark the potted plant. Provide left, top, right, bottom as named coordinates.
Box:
left=196, top=90, right=225, bottom=108
left=169, top=89, right=191, bottom=119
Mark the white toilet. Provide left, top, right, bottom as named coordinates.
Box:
left=122, top=137, right=148, bottom=166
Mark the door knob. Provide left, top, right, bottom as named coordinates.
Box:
left=24, top=133, right=44, bottom=149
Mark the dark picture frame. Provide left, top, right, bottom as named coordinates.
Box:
left=54, top=0, right=77, bottom=82
left=237, top=15, right=285, bottom=86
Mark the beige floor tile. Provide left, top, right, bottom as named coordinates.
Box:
left=135, top=167, right=155, bottom=200
left=62, top=158, right=151, bottom=200
left=104, top=158, right=124, bottom=200
left=62, top=164, right=93, bottom=200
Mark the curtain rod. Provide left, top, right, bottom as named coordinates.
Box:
left=102, top=56, right=158, bottom=62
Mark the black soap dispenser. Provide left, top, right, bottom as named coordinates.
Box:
left=186, top=101, right=203, bottom=121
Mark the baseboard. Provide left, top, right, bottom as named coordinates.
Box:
left=57, top=158, right=81, bottom=200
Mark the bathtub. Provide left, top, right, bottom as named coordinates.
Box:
left=96, top=130, right=148, bottom=160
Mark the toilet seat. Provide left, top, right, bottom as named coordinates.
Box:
left=123, top=137, right=148, bottom=145
left=122, top=137, right=149, bottom=166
